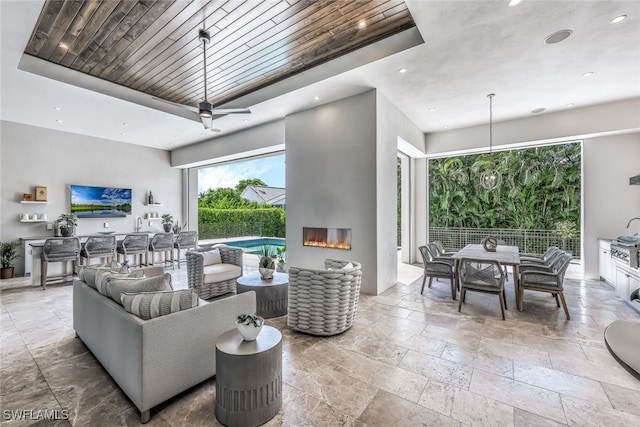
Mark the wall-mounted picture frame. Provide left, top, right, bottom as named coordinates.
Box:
left=35, top=186, right=47, bottom=201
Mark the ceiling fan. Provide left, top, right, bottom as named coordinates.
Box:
left=154, top=28, right=250, bottom=132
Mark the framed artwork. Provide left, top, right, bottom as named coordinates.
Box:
left=23, top=193, right=33, bottom=201
left=35, top=186, right=47, bottom=201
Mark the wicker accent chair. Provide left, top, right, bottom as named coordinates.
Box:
left=186, top=245, right=243, bottom=300
left=41, top=237, right=80, bottom=290
left=80, top=235, right=116, bottom=265
left=519, top=253, right=573, bottom=320
left=419, top=244, right=456, bottom=298
left=173, top=231, right=198, bottom=269
left=287, top=259, right=362, bottom=336
left=148, top=232, right=174, bottom=268
left=458, top=257, right=507, bottom=320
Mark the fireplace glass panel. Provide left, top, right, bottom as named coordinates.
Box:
left=303, top=227, right=351, bottom=250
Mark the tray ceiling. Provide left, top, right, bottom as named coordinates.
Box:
left=24, top=0, right=415, bottom=109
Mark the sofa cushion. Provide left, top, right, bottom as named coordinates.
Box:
left=203, top=263, right=241, bottom=284
left=105, top=273, right=173, bottom=305
left=78, top=264, right=119, bottom=289
left=120, top=289, right=199, bottom=320
left=95, top=270, right=144, bottom=295
left=202, top=248, right=222, bottom=266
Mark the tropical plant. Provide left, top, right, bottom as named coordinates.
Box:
left=554, top=220, right=578, bottom=239
left=428, top=143, right=581, bottom=230
left=0, top=241, right=20, bottom=269
left=237, top=313, right=263, bottom=327
left=275, top=245, right=286, bottom=266
left=172, top=220, right=186, bottom=234
left=57, top=213, right=77, bottom=228
left=161, top=214, right=173, bottom=225
left=258, top=245, right=276, bottom=269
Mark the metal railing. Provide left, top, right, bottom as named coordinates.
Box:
left=429, top=227, right=581, bottom=258
left=199, top=222, right=263, bottom=240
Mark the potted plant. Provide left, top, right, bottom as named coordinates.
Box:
left=258, top=245, right=276, bottom=279
left=276, top=245, right=286, bottom=272
left=161, top=214, right=173, bottom=233
left=236, top=313, right=264, bottom=341
left=57, top=213, right=78, bottom=237
left=555, top=220, right=578, bottom=255
left=0, top=241, right=20, bottom=279
left=172, top=220, right=186, bottom=235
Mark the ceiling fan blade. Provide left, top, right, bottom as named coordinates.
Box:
left=210, top=108, right=251, bottom=114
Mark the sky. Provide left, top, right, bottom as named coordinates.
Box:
left=198, top=154, right=285, bottom=193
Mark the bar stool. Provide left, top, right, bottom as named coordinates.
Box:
left=148, top=232, right=174, bottom=268
left=117, top=234, right=149, bottom=267
left=173, top=231, right=198, bottom=269
left=41, top=237, right=80, bottom=290
left=80, top=235, right=116, bottom=265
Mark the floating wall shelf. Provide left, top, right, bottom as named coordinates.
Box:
left=20, top=201, right=48, bottom=204
left=145, top=203, right=163, bottom=206
left=20, top=219, right=48, bottom=223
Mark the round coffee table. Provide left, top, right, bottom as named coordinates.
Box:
left=215, top=326, right=283, bottom=426
left=236, top=272, right=288, bottom=318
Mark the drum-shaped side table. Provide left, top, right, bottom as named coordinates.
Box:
left=215, top=326, right=283, bottom=427
left=236, top=272, right=288, bottom=318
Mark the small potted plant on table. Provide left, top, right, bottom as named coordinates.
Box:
left=258, top=245, right=276, bottom=279
left=161, top=214, right=173, bottom=233
left=0, top=241, right=20, bottom=279
left=236, top=313, right=264, bottom=341
left=276, top=245, right=286, bottom=272
left=57, top=213, right=78, bottom=237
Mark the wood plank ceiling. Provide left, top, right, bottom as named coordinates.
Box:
left=24, top=0, right=416, bottom=109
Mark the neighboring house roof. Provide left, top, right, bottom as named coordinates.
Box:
left=240, top=185, right=286, bottom=206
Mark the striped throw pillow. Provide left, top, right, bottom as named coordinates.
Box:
left=120, top=289, right=199, bottom=320
left=105, top=273, right=172, bottom=305
left=95, top=270, right=144, bottom=295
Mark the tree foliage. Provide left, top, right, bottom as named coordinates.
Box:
left=198, top=187, right=261, bottom=209
left=235, top=178, right=267, bottom=195
left=429, top=143, right=581, bottom=230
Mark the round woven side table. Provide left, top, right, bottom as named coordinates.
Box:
left=215, top=326, right=282, bottom=426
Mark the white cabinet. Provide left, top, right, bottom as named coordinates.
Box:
left=615, top=266, right=640, bottom=302
left=598, top=239, right=614, bottom=285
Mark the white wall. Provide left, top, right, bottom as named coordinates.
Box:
left=0, top=121, right=182, bottom=275
left=583, top=133, right=640, bottom=279
left=285, top=91, right=379, bottom=293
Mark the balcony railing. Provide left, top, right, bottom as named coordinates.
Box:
left=199, top=222, right=263, bottom=240
left=429, top=227, right=581, bottom=258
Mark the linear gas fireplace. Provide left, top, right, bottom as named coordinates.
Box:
left=303, top=227, right=351, bottom=250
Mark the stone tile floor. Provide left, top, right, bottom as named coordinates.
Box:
left=1, top=260, right=639, bottom=426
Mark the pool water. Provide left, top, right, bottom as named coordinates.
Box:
left=223, top=238, right=285, bottom=254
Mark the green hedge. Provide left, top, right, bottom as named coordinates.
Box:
left=199, top=208, right=285, bottom=238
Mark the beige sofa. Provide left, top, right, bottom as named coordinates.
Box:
left=72, top=267, right=255, bottom=423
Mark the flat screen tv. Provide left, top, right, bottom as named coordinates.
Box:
left=70, top=185, right=132, bottom=218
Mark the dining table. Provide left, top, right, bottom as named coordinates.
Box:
left=450, top=244, right=522, bottom=306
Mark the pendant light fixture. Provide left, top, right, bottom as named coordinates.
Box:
left=479, top=93, right=502, bottom=191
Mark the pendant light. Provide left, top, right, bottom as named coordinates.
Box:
left=479, top=93, right=502, bottom=191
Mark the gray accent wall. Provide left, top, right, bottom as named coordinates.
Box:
left=0, top=121, right=182, bottom=275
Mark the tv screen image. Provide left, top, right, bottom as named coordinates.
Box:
left=70, top=185, right=132, bottom=218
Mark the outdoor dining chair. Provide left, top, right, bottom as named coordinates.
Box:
left=458, top=257, right=507, bottom=320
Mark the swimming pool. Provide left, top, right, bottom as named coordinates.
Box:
left=221, top=238, right=285, bottom=254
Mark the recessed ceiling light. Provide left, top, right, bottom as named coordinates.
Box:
left=545, top=29, right=573, bottom=44
left=358, top=21, right=366, bottom=28
left=566, top=103, right=575, bottom=108
left=243, top=119, right=249, bottom=123
left=531, top=108, right=546, bottom=114
left=508, top=0, right=522, bottom=6
left=443, top=126, right=449, bottom=129
left=429, top=108, right=437, bottom=112
left=611, top=15, right=627, bottom=24
left=56, top=119, right=63, bottom=123
left=59, top=43, right=68, bottom=50
left=582, top=71, right=594, bottom=77
left=53, top=106, right=62, bottom=111
left=313, top=96, right=320, bottom=101
left=398, top=68, right=407, bottom=73
left=201, top=132, right=207, bottom=136
left=120, top=133, right=126, bottom=136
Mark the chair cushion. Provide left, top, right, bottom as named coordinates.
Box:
left=203, top=263, right=241, bottom=284
left=79, top=264, right=138, bottom=290
left=94, top=270, right=145, bottom=296
left=120, top=289, right=198, bottom=320
left=202, top=248, right=222, bottom=266
left=105, top=273, right=173, bottom=305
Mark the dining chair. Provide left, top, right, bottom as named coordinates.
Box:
left=519, top=253, right=573, bottom=320
left=80, top=235, right=116, bottom=265
left=116, top=234, right=149, bottom=267
left=418, top=245, right=456, bottom=297
left=432, top=240, right=455, bottom=257
left=41, top=237, right=80, bottom=290
left=458, top=257, right=507, bottom=320
left=148, top=232, right=175, bottom=269
left=173, top=231, right=198, bottom=269
left=520, top=246, right=561, bottom=265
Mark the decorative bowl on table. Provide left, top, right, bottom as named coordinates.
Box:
left=236, top=314, right=264, bottom=341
